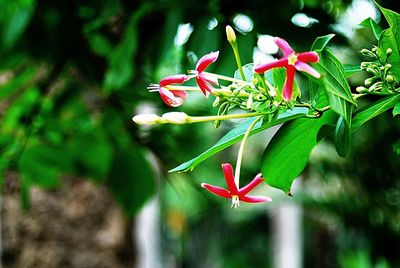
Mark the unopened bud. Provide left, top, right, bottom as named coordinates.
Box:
left=386, top=75, right=394, bottom=83
left=161, top=112, right=189, bottom=124
left=132, top=114, right=162, bottom=125
left=360, top=62, right=370, bottom=70
left=356, top=86, right=368, bottom=93
left=246, top=93, right=253, bottom=109
left=226, top=25, right=237, bottom=44
left=213, top=97, right=220, bottom=107
left=371, top=46, right=378, bottom=53
left=360, top=49, right=374, bottom=57
left=364, top=77, right=374, bottom=87
left=385, top=63, right=392, bottom=70
left=386, top=48, right=392, bottom=55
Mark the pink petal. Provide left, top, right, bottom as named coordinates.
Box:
left=196, top=51, right=219, bottom=73
left=240, top=195, right=272, bottom=203
left=199, top=72, right=219, bottom=85
left=298, top=51, right=319, bottom=63
left=195, top=76, right=213, bottom=96
left=238, top=173, right=264, bottom=196
left=254, top=58, right=288, bottom=74
left=283, top=66, right=296, bottom=101
left=274, top=37, right=294, bottom=57
left=159, top=74, right=189, bottom=87
left=295, top=61, right=321, bottom=78
left=159, top=87, right=185, bottom=107
left=201, top=183, right=231, bottom=198
left=221, top=163, right=238, bottom=194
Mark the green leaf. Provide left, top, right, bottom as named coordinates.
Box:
left=103, top=3, right=154, bottom=92
left=234, top=63, right=254, bottom=82
left=315, top=49, right=355, bottom=124
left=360, top=17, right=383, bottom=40
left=311, top=34, right=335, bottom=51
left=352, top=95, right=400, bottom=131
left=261, top=110, right=337, bottom=193
left=335, top=116, right=351, bottom=157
left=393, top=102, right=400, bottom=117
left=344, top=64, right=362, bottom=78
left=374, top=1, right=400, bottom=81
left=19, top=145, right=73, bottom=188
left=106, top=146, right=155, bottom=217
left=170, top=107, right=310, bottom=173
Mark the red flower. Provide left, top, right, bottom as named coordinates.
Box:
left=155, top=75, right=190, bottom=107
left=195, top=51, right=219, bottom=96
left=201, top=163, right=272, bottom=208
left=254, top=37, right=320, bottom=101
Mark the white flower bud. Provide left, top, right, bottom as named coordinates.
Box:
left=162, top=112, right=189, bottom=124
left=132, top=114, right=162, bottom=125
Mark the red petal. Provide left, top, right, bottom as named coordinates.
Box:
left=195, top=76, right=213, bottom=96
left=238, top=173, right=264, bottom=196
left=274, top=37, right=294, bottom=57
left=295, top=61, right=321, bottom=78
left=254, top=58, right=288, bottom=74
left=240, top=195, right=272, bottom=203
left=201, top=183, right=231, bottom=198
left=283, top=66, right=296, bottom=101
left=298, top=51, right=319, bottom=63
left=159, top=74, right=189, bottom=87
left=196, top=51, right=219, bottom=73
left=159, top=87, right=185, bottom=107
left=199, top=72, right=219, bottom=85
left=221, top=163, right=238, bottom=194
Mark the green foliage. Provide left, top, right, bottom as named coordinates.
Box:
left=261, top=110, right=336, bottom=193
left=170, top=107, right=309, bottom=173
left=360, top=17, right=383, bottom=40
left=394, top=102, right=400, bottom=117
left=311, top=34, right=335, bottom=51
left=352, top=95, right=400, bottom=131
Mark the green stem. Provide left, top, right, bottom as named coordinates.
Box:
left=188, top=112, right=267, bottom=123
left=234, top=116, right=263, bottom=187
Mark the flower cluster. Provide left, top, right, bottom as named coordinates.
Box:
left=134, top=28, right=322, bottom=208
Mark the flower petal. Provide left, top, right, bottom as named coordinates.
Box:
left=254, top=58, right=288, bottom=74
left=238, top=173, right=264, bottom=196
left=240, top=195, right=272, bottom=203
left=199, top=72, right=219, bottom=85
left=295, top=61, right=321, bottom=78
left=201, top=183, right=231, bottom=198
left=196, top=51, right=219, bottom=73
left=195, top=76, right=213, bottom=96
left=283, top=66, right=296, bottom=101
left=274, top=37, right=294, bottom=57
left=298, top=51, right=319, bottom=63
left=159, top=87, right=186, bottom=107
left=221, top=163, right=238, bottom=194
left=159, top=74, right=189, bottom=87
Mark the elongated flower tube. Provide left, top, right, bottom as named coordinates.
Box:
left=201, top=163, right=272, bottom=208
left=254, top=37, right=320, bottom=101
left=194, top=51, right=219, bottom=96
left=149, top=74, right=190, bottom=107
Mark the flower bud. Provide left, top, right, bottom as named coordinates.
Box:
left=132, top=114, right=162, bottom=125
left=371, top=47, right=377, bottom=53
left=246, top=93, right=253, bottom=109
left=162, top=112, right=189, bottom=124
left=386, top=75, right=394, bottom=83
left=385, top=63, right=392, bottom=70
left=360, top=62, right=370, bottom=70
left=356, top=86, right=368, bottom=93
left=226, top=25, right=237, bottom=44
left=213, top=97, right=220, bottom=107
left=386, top=48, right=392, bottom=55
left=364, top=77, right=374, bottom=87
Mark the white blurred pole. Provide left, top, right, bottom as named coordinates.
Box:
left=134, top=197, right=161, bottom=268
left=272, top=180, right=303, bottom=268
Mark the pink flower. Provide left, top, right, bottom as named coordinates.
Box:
left=254, top=37, right=320, bottom=101
left=201, top=163, right=272, bottom=208
left=195, top=51, right=219, bottom=96
left=154, top=75, right=190, bottom=107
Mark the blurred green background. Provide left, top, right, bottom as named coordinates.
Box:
left=0, top=0, right=399, bottom=267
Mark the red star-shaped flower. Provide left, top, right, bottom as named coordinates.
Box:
left=195, top=51, right=219, bottom=96
left=201, top=163, right=272, bottom=208
left=254, top=37, right=320, bottom=101
left=153, top=74, right=190, bottom=107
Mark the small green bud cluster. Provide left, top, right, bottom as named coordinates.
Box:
left=359, top=45, right=398, bottom=95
